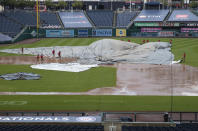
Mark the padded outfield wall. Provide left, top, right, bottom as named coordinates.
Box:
left=12, top=24, right=198, bottom=43
left=14, top=27, right=122, bottom=42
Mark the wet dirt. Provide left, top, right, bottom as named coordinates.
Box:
left=1, top=57, right=198, bottom=96
left=85, top=63, right=198, bottom=96
left=0, top=56, right=77, bottom=65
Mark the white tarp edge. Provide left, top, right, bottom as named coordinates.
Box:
left=31, top=63, right=98, bottom=72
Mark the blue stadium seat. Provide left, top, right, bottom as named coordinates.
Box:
left=116, top=11, right=137, bottom=27
left=3, top=10, right=37, bottom=26
left=122, top=124, right=198, bottom=131
left=168, top=10, right=198, bottom=22
left=0, top=125, right=104, bottom=131
left=59, top=11, right=92, bottom=28
left=134, top=10, right=169, bottom=22
left=0, top=14, right=22, bottom=38
left=86, top=10, right=114, bottom=27
left=37, top=12, right=61, bottom=26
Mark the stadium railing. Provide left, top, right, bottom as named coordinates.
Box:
left=0, top=111, right=197, bottom=123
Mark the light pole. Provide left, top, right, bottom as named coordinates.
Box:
left=170, top=42, right=173, bottom=121
left=111, top=0, right=113, bottom=10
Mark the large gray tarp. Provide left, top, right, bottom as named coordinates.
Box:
left=0, top=72, right=40, bottom=80
left=0, top=39, right=174, bottom=65
left=0, top=33, right=12, bottom=42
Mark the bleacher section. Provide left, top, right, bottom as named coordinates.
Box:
left=116, top=11, right=137, bottom=27
left=3, top=10, right=37, bottom=26
left=168, top=10, right=198, bottom=22
left=59, top=11, right=92, bottom=28
left=0, top=124, right=104, bottom=131
left=0, top=14, right=22, bottom=38
left=39, top=12, right=61, bottom=27
left=122, top=123, right=198, bottom=131
left=134, top=10, right=169, bottom=22
left=87, top=11, right=114, bottom=27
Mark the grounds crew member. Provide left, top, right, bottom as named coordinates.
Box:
left=36, top=54, right=40, bottom=63
left=40, top=54, right=44, bottom=63
left=58, top=51, right=61, bottom=58
left=52, top=49, right=55, bottom=57
left=183, top=52, right=186, bottom=63
left=21, top=47, right=24, bottom=54
left=58, top=51, right=61, bottom=63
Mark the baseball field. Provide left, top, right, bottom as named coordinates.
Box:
left=0, top=37, right=198, bottom=112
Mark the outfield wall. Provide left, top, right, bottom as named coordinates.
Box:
left=12, top=25, right=198, bottom=43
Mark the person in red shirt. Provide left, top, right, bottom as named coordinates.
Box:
left=21, top=47, right=24, bottom=54
left=170, top=39, right=172, bottom=45
left=36, top=54, right=40, bottom=63
left=40, top=54, right=44, bottom=63
left=52, top=49, right=55, bottom=57
left=58, top=51, right=61, bottom=58
left=147, top=40, right=149, bottom=43
left=58, top=51, right=61, bottom=63
left=158, top=40, right=160, bottom=42
left=183, top=52, right=186, bottom=63
left=128, top=40, right=130, bottom=42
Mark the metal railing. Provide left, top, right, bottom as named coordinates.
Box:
left=0, top=111, right=197, bottom=123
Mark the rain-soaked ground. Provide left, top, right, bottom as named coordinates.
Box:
left=93, top=63, right=198, bottom=96
left=1, top=56, right=198, bottom=96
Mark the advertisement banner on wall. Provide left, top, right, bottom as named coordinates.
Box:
left=46, top=30, right=74, bottom=37
left=92, top=29, right=112, bottom=37
left=116, top=29, right=126, bottom=37
left=181, top=28, right=198, bottom=32
left=186, top=23, right=198, bottom=26
left=158, top=31, right=174, bottom=37
left=135, top=23, right=179, bottom=27
left=141, top=28, right=162, bottom=32
left=135, top=23, right=158, bottom=27
left=78, top=29, right=88, bottom=37
left=0, top=116, right=102, bottom=123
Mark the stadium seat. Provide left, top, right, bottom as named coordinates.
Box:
left=0, top=14, right=22, bottom=38
left=3, top=10, right=37, bottom=26
left=168, top=10, right=198, bottom=22
left=86, top=10, right=113, bottom=27
left=59, top=11, right=92, bottom=28
left=122, top=124, right=198, bottom=131
left=37, top=12, right=61, bottom=27
left=116, top=11, right=137, bottom=27
left=134, top=10, right=169, bottom=22
left=0, top=125, right=104, bottom=131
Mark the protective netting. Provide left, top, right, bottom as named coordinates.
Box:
left=0, top=72, right=40, bottom=80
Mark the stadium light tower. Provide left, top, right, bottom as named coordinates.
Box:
left=111, top=0, right=113, bottom=10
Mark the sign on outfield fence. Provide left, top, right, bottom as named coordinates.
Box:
left=46, top=30, right=74, bottom=37
left=78, top=29, right=88, bottom=37
left=116, top=29, right=126, bottom=37
left=0, top=116, right=102, bottom=123
left=92, top=29, right=112, bottom=37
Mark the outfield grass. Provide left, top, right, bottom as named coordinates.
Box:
left=1, top=37, right=198, bottom=67
left=0, top=38, right=198, bottom=112
left=0, top=95, right=198, bottom=112
left=0, top=65, right=116, bottom=92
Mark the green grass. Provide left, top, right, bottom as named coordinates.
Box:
left=0, top=65, right=116, bottom=92
left=0, top=95, right=198, bottom=112
left=0, top=37, right=198, bottom=112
